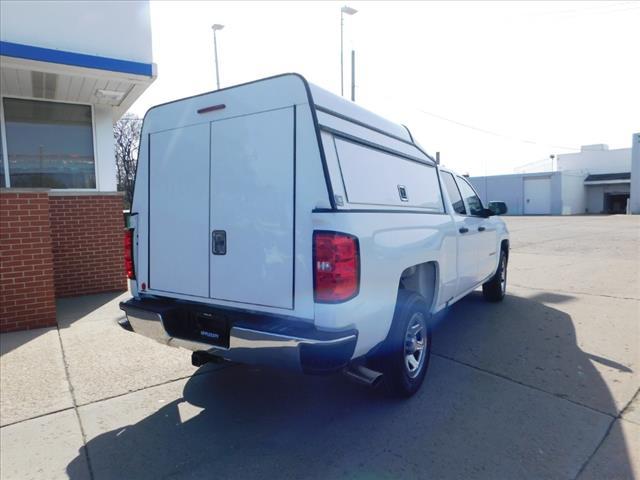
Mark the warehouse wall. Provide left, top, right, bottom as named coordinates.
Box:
left=560, top=172, right=588, bottom=215
left=471, top=174, right=524, bottom=215
left=470, top=171, right=564, bottom=215
left=557, top=147, right=631, bottom=175
left=631, top=133, right=640, bottom=214
left=550, top=173, right=563, bottom=215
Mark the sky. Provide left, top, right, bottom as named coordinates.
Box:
left=129, top=1, right=640, bottom=176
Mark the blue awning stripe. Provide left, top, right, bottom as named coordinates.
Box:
left=0, top=41, right=154, bottom=77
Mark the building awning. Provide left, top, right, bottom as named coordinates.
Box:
left=584, top=172, right=631, bottom=185
left=0, top=41, right=156, bottom=118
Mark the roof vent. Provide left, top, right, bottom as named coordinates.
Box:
left=31, top=71, right=58, bottom=99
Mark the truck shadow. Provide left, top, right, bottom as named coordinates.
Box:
left=66, top=292, right=634, bottom=479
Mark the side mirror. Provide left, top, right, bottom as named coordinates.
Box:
left=488, top=201, right=508, bottom=216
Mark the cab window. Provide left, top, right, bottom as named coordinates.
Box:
left=456, top=176, right=484, bottom=216
left=442, top=171, right=466, bottom=215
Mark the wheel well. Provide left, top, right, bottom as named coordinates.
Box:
left=399, top=262, right=438, bottom=313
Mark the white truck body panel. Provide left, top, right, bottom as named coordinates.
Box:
left=124, top=73, right=510, bottom=372
left=333, top=138, right=443, bottom=211
left=312, top=212, right=458, bottom=357
left=149, top=123, right=210, bottom=298
left=210, top=107, right=295, bottom=309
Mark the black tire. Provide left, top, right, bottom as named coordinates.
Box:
left=376, top=290, right=432, bottom=397
left=483, top=248, right=508, bottom=302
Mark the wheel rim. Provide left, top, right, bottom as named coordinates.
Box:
left=404, top=312, right=427, bottom=378
left=500, top=255, right=507, bottom=294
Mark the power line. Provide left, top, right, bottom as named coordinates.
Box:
left=412, top=107, right=579, bottom=151
left=531, top=1, right=638, bottom=18
left=359, top=88, right=580, bottom=152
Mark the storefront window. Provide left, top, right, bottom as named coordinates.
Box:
left=3, top=98, right=96, bottom=188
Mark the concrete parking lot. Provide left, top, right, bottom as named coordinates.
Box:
left=1, top=215, right=638, bottom=479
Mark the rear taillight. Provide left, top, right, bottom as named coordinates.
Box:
left=124, top=228, right=135, bottom=279
left=313, top=231, right=360, bottom=303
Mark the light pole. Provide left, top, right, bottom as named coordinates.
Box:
left=340, top=6, right=357, bottom=97
left=351, top=49, right=356, bottom=101
left=212, top=24, right=224, bottom=89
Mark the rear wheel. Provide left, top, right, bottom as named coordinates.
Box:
left=378, top=290, right=432, bottom=397
left=482, top=249, right=507, bottom=302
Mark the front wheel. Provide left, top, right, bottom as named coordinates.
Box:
left=378, top=291, right=432, bottom=397
left=483, top=249, right=508, bottom=302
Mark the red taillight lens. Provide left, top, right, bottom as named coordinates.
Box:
left=124, top=228, right=135, bottom=279
left=313, top=231, right=360, bottom=303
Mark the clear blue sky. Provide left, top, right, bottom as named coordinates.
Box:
left=129, top=1, right=640, bottom=176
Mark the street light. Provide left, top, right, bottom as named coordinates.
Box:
left=340, top=5, right=357, bottom=97
left=212, top=24, right=224, bottom=89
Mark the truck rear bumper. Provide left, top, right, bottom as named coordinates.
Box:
left=119, top=298, right=357, bottom=374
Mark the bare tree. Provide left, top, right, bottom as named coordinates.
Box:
left=114, top=113, right=142, bottom=208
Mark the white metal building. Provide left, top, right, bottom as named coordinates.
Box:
left=470, top=137, right=639, bottom=215
left=0, top=0, right=156, bottom=190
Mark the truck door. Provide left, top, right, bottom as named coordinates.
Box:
left=441, top=171, right=481, bottom=294
left=209, top=107, right=295, bottom=309
left=455, top=176, right=498, bottom=284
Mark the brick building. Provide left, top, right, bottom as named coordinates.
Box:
left=0, top=1, right=156, bottom=332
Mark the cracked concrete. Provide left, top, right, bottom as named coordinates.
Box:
left=1, top=215, right=638, bottom=479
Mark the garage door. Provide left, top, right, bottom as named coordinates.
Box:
left=524, top=177, right=551, bottom=215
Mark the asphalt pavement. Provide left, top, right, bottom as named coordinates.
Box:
left=1, top=215, right=638, bottom=479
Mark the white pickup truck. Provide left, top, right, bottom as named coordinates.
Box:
left=120, top=74, right=509, bottom=396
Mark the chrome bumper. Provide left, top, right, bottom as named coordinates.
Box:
left=119, top=298, right=357, bottom=374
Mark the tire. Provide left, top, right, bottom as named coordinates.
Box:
left=377, top=290, right=432, bottom=397
left=483, top=248, right=508, bottom=302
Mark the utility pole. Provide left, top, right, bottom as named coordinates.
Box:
left=340, top=12, right=344, bottom=96
left=351, top=50, right=356, bottom=101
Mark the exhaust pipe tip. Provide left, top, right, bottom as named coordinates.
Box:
left=343, top=363, right=384, bottom=388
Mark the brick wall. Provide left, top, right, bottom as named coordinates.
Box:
left=1, top=191, right=127, bottom=333
left=49, top=194, right=127, bottom=297
left=0, top=192, right=57, bottom=332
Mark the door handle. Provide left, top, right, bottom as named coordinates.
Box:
left=212, top=230, right=226, bottom=255
left=478, top=226, right=486, bottom=232
left=459, top=227, right=469, bottom=234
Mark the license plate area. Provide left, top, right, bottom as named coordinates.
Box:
left=192, top=312, right=229, bottom=348
left=163, top=309, right=230, bottom=348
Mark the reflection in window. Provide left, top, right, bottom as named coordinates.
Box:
left=456, top=177, right=484, bottom=216
left=442, top=171, right=466, bottom=215
left=3, top=98, right=95, bottom=188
